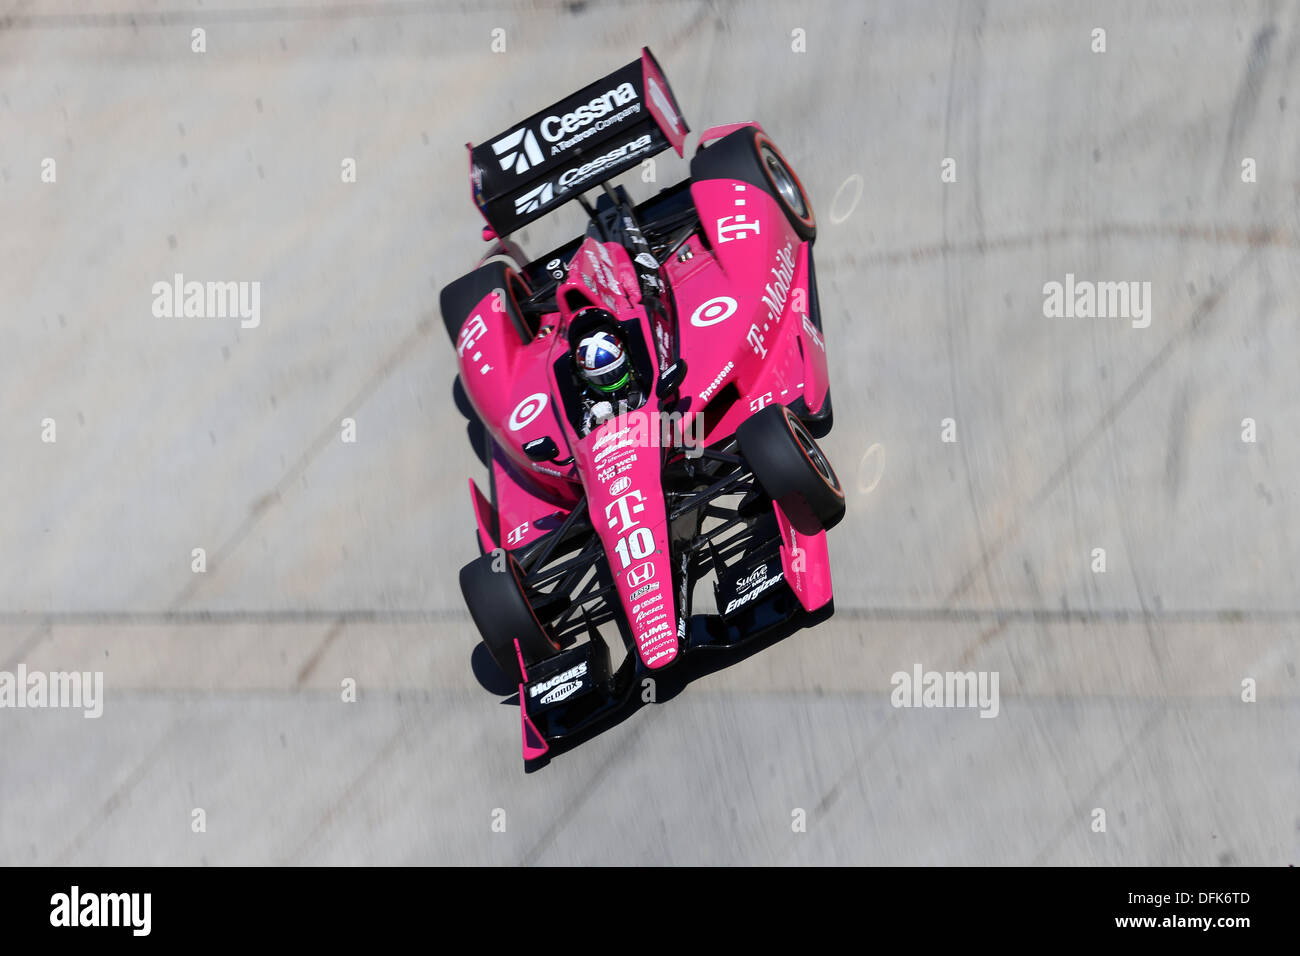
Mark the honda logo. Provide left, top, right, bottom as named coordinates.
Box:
left=492, top=128, right=544, bottom=175
left=626, top=562, right=655, bottom=587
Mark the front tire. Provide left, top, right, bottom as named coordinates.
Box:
left=459, top=551, right=560, bottom=684
left=736, top=404, right=845, bottom=535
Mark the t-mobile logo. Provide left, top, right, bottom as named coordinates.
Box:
left=492, top=127, right=544, bottom=174
left=513, top=181, right=555, bottom=215
left=605, top=489, right=646, bottom=534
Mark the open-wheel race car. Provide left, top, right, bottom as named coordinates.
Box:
left=441, top=48, right=845, bottom=765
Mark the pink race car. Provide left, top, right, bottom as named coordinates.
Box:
left=442, top=48, right=844, bottom=764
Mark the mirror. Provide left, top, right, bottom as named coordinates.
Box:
left=655, top=359, right=688, bottom=401
left=523, top=436, right=559, bottom=462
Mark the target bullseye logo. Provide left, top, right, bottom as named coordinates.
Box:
left=690, top=296, right=738, bottom=327
left=509, top=393, right=548, bottom=431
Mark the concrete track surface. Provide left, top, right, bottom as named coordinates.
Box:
left=2, top=0, right=1298, bottom=865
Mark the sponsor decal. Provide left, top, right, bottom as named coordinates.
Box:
left=635, top=608, right=668, bottom=627
left=595, top=452, right=637, bottom=484
left=457, top=313, right=488, bottom=357
left=492, top=127, right=544, bottom=175
left=724, top=568, right=785, bottom=615
left=514, top=180, right=556, bottom=216
left=604, top=489, right=647, bottom=534
left=471, top=163, right=486, bottom=206
left=546, top=257, right=566, bottom=280
left=508, top=393, right=548, bottom=431
left=595, top=435, right=638, bottom=462
left=646, top=75, right=679, bottom=133
left=583, top=247, right=620, bottom=298
left=676, top=549, right=691, bottom=640
left=505, top=522, right=530, bottom=546
left=593, top=425, right=630, bottom=450
left=541, top=83, right=638, bottom=144
left=690, top=296, right=738, bottom=328
left=760, top=242, right=797, bottom=325
left=557, top=134, right=652, bottom=189
left=786, top=526, right=802, bottom=592
left=529, top=662, right=588, bottom=699
left=716, top=214, right=760, bottom=243
left=645, top=646, right=675, bottom=665
left=715, top=184, right=756, bottom=243
left=634, top=252, right=658, bottom=270
left=654, top=322, right=673, bottom=370
left=626, top=561, right=655, bottom=587
left=736, top=562, right=769, bottom=591
left=632, top=594, right=662, bottom=616
left=697, top=361, right=734, bottom=403
left=747, top=324, right=768, bottom=358
left=802, top=312, right=825, bottom=351
left=629, top=580, right=660, bottom=600
left=750, top=391, right=774, bottom=412
left=540, top=681, right=583, bottom=704
left=609, top=476, right=631, bottom=496
left=640, top=621, right=672, bottom=640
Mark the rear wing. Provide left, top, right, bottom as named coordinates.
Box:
left=468, top=47, right=689, bottom=238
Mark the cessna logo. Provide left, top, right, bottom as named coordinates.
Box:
left=557, top=134, right=653, bottom=188
left=492, top=127, right=545, bottom=175
left=627, top=562, right=655, bottom=587
left=530, top=662, right=587, bottom=699
left=540, top=83, right=638, bottom=142
left=514, top=181, right=555, bottom=215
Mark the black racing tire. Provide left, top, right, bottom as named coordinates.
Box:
left=691, top=127, right=816, bottom=241
left=459, top=550, right=560, bottom=684
left=439, top=260, right=533, bottom=347
left=736, top=404, right=845, bottom=535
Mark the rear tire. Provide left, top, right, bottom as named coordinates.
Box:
left=459, top=551, right=560, bottom=684
left=691, top=127, right=816, bottom=241
left=736, top=404, right=845, bottom=535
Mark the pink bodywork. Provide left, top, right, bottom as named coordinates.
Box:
left=452, top=124, right=834, bottom=756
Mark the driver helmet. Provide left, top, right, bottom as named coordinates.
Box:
left=573, top=313, right=631, bottom=394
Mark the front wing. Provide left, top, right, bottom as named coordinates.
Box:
left=516, top=505, right=832, bottom=762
